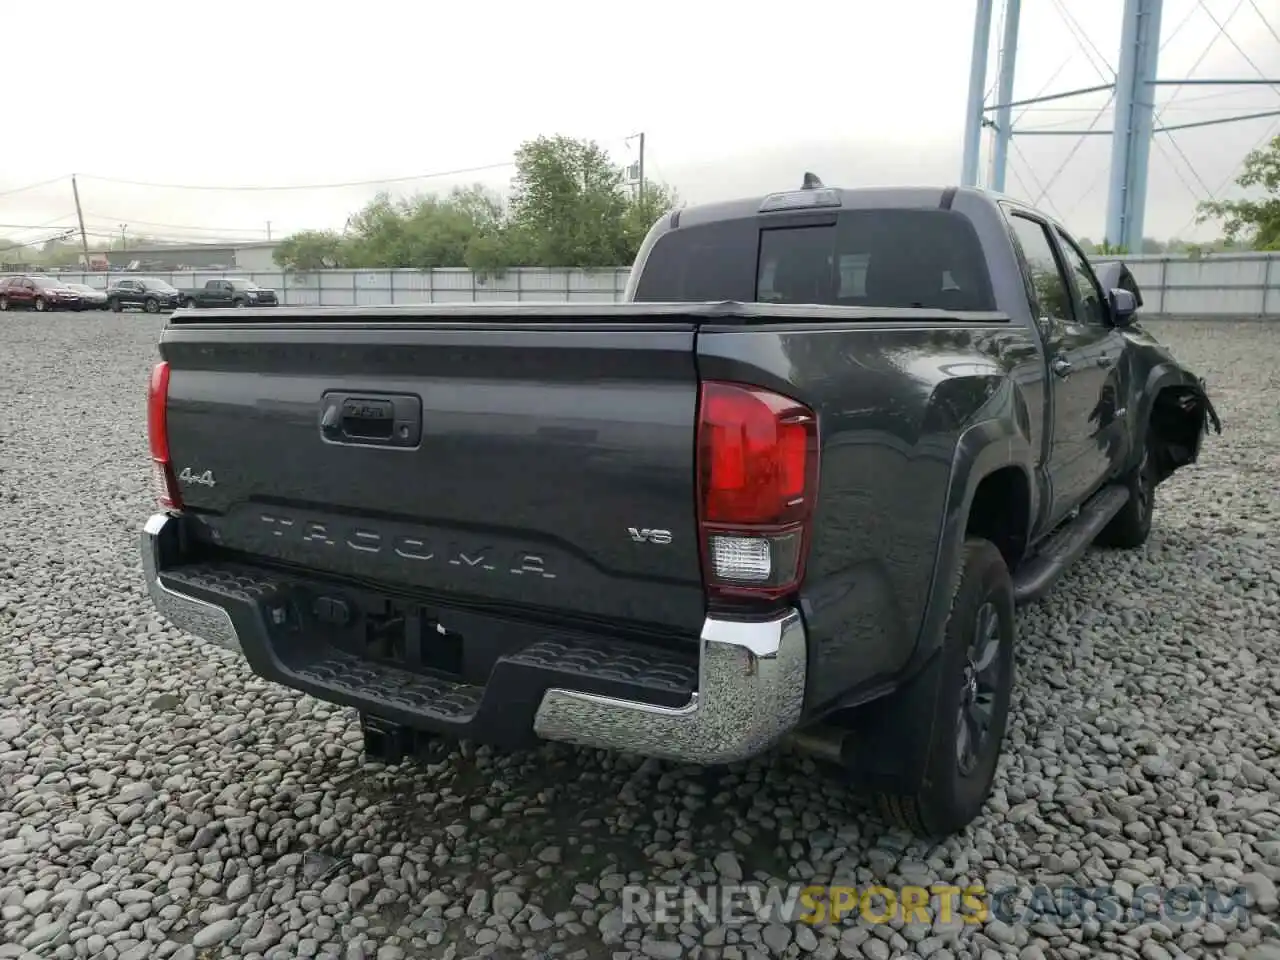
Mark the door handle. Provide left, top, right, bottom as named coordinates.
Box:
left=1097, top=354, right=1115, bottom=368
left=1051, top=357, right=1073, bottom=378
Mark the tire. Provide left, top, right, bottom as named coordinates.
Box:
left=0, top=297, right=7, bottom=311
left=234, top=299, right=247, bottom=308
left=110, top=298, right=122, bottom=313
left=1095, top=444, right=1155, bottom=549
left=184, top=299, right=197, bottom=309
left=867, top=538, right=1016, bottom=837
left=34, top=298, right=47, bottom=312
left=143, top=297, right=160, bottom=314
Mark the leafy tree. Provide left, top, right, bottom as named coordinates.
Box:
left=508, top=135, right=678, bottom=268
left=1197, top=134, right=1280, bottom=250
left=508, top=136, right=631, bottom=267
left=272, top=135, right=678, bottom=271
left=273, top=229, right=348, bottom=271
left=1094, top=241, right=1129, bottom=256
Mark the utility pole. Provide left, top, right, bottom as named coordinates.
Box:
left=120, top=224, right=128, bottom=251
left=70, top=175, right=92, bottom=270
left=266, top=221, right=272, bottom=241
left=625, top=132, right=646, bottom=205
left=637, top=132, right=645, bottom=206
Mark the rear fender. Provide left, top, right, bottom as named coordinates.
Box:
left=834, top=414, right=1035, bottom=791
left=906, top=412, right=1037, bottom=677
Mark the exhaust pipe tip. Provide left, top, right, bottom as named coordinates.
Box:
left=786, top=726, right=852, bottom=765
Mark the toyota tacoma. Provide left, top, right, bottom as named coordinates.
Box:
left=139, top=180, right=1220, bottom=836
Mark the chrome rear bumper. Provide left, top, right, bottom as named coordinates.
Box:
left=141, top=512, right=808, bottom=764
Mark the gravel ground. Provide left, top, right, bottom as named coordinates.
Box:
left=1, top=314, right=1278, bottom=960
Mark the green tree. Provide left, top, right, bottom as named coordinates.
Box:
left=272, top=229, right=349, bottom=271
left=1197, top=134, right=1280, bottom=249
left=340, top=185, right=515, bottom=273
left=272, top=136, right=678, bottom=271
left=509, top=135, right=677, bottom=268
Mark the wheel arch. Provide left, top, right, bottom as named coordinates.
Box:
left=1133, top=364, right=1219, bottom=483
left=902, top=416, right=1037, bottom=683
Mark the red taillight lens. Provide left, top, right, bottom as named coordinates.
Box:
left=696, top=381, right=819, bottom=601
left=147, top=361, right=182, bottom=511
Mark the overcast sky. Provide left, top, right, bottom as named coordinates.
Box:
left=3, top=0, right=1278, bottom=252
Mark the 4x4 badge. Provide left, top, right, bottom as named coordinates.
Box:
left=178, top=467, right=216, bottom=487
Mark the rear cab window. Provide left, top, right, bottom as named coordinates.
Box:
left=633, top=208, right=997, bottom=312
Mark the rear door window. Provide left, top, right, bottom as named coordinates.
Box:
left=632, top=219, right=759, bottom=302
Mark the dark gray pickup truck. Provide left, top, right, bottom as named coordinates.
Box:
left=140, top=180, right=1220, bottom=836
left=177, top=278, right=279, bottom=309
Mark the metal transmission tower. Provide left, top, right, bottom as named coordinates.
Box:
left=961, top=0, right=1280, bottom=252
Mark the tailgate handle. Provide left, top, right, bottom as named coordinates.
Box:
left=320, top=392, right=422, bottom=447
left=341, top=399, right=394, bottom=437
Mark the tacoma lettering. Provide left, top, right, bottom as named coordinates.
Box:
left=254, top=514, right=555, bottom=579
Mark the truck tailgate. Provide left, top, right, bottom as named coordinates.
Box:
left=159, top=319, right=707, bottom=635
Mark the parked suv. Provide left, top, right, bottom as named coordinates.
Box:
left=107, top=277, right=183, bottom=314
left=0, top=275, right=85, bottom=312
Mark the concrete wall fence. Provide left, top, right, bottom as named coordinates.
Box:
left=49, top=252, right=1280, bottom=318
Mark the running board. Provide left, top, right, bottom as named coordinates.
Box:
left=1012, top=485, right=1130, bottom=605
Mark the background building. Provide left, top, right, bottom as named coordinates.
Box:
left=102, top=240, right=280, bottom=272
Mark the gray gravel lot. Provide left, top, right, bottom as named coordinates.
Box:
left=1, top=315, right=1278, bottom=960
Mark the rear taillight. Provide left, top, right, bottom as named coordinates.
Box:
left=696, top=381, right=819, bottom=601
left=147, top=361, right=182, bottom=512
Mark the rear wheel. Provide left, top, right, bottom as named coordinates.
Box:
left=845, top=538, right=1015, bottom=837
left=1095, top=444, right=1155, bottom=549
left=34, top=298, right=47, bottom=312
left=0, top=297, right=8, bottom=311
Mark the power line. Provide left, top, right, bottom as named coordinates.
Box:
left=1196, top=0, right=1277, bottom=90
left=0, top=230, right=76, bottom=255
left=1145, top=0, right=1280, bottom=235
left=1058, top=163, right=1113, bottom=223
left=1012, top=58, right=1073, bottom=128
left=84, top=212, right=271, bottom=236
left=1151, top=135, right=1215, bottom=203
left=1048, top=0, right=1114, bottom=80
left=0, top=175, right=70, bottom=199
left=1009, top=141, right=1069, bottom=222
left=1031, top=92, right=1116, bottom=209
left=0, top=220, right=78, bottom=230
left=1172, top=115, right=1280, bottom=236
left=1161, top=1, right=1205, bottom=53
left=77, top=161, right=516, bottom=193
left=1249, top=0, right=1280, bottom=46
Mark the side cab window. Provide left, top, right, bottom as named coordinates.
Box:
left=1053, top=227, right=1109, bottom=326
left=1003, top=209, right=1073, bottom=333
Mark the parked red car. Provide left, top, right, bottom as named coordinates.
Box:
left=0, top=275, right=85, bottom=312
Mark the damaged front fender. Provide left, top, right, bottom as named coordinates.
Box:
left=1197, top=377, right=1223, bottom=436
left=1147, top=375, right=1221, bottom=483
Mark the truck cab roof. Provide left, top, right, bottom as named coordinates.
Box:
left=628, top=179, right=1009, bottom=310
left=673, top=183, right=968, bottom=230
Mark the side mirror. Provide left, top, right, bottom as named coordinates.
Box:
left=1108, top=288, right=1137, bottom=327
left=1095, top=260, right=1144, bottom=308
